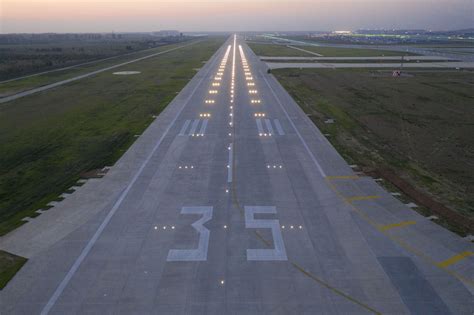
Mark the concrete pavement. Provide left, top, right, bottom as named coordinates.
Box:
left=1, top=35, right=473, bottom=314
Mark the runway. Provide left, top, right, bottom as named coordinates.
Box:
left=1, top=35, right=473, bottom=314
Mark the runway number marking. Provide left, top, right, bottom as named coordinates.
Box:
left=245, top=206, right=288, bottom=261
left=167, top=206, right=213, bottom=261
left=167, top=205, right=287, bottom=262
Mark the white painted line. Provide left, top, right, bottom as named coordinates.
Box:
left=40, top=40, right=223, bottom=315
left=264, top=119, right=274, bottom=135
left=189, top=119, right=200, bottom=135
left=274, top=119, right=285, bottom=135
left=227, top=143, right=233, bottom=183
left=167, top=206, right=213, bottom=261
left=179, top=120, right=191, bottom=136
left=260, top=70, right=327, bottom=178
left=256, top=119, right=264, bottom=134
left=245, top=206, right=287, bottom=261
left=199, top=119, right=208, bottom=135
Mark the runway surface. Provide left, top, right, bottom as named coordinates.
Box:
left=1, top=35, right=473, bottom=314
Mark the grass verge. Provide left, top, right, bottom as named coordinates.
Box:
left=0, top=39, right=195, bottom=97
left=0, top=36, right=226, bottom=236
left=273, top=68, right=474, bottom=234
left=0, top=250, right=27, bottom=290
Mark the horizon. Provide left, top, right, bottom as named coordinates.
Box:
left=1, top=0, right=473, bottom=34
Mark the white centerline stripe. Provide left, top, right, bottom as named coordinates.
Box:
left=228, top=143, right=233, bottom=183
left=40, top=39, right=226, bottom=315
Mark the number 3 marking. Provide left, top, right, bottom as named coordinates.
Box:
left=167, top=206, right=213, bottom=261
left=245, top=206, right=287, bottom=261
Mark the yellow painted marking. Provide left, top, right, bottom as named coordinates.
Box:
left=379, top=221, right=416, bottom=232
left=437, top=251, right=473, bottom=268
left=324, top=177, right=474, bottom=286
left=326, top=175, right=360, bottom=180
left=346, top=195, right=380, bottom=202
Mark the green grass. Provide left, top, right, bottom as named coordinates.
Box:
left=273, top=68, right=474, bottom=225
left=0, top=37, right=226, bottom=236
left=0, top=40, right=196, bottom=97
left=0, top=250, right=27, bottom=290
left=0, top=37, right=193, bottom=81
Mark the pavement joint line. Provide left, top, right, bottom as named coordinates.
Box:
left=39, top=40, right=222, bottom=315
left=324, top=178, right=474, bottom=287
left=378, top=220, right=416, bottom=232
left=260, top=69, right=326, bottom=178
left=346, top=195, right=381, bottom=202
left=437, top=251, right=473, bottom=268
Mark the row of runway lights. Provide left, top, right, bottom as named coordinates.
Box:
left=155, top=224, right=302, bottom=230
left=240, top=45, right=269, bottom=138
left=205, top=45, right=231, bottom=105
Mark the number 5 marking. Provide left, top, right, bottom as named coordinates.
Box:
left=245, top=206, right=287, bottom=261
left=167, top=206, right=213, bottom=261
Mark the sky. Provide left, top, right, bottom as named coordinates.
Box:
left=1, top=0, right=473, bottom=33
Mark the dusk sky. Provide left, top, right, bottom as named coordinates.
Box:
left=1, top=0, right=473, bottom=33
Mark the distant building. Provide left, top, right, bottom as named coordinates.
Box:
left=153, top=30, right=180, bottom=37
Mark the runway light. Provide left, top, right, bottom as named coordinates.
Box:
left=299, top=225, right=303, bottom=229
left=154, top=226, right=158, bottom=230
left=171, top=226, right=175, bottom=229
left=225, top=189, right=229, bottom=193
left=163, top=226, right=167, bottom=230
left=220, top=280, right=225, bottom=285
left=290, top=225, right=294, bottom=229
left=282, top=225, right=285, bottom=229
left=223, top=225, right=227, bottom=229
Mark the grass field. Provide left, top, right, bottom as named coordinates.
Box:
left=0, top=37, right=225, bottom=237
left=0, top=250, right=27, bottom=290
left=0, top=40, right=196, bottom=98
left=0, top=37, right=191, bottom=81
left=247, top=42, right=417, bottom=57
left=273, top=68, right=474, bottom=231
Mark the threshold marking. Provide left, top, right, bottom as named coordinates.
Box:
left=273, top=119, right=285, bottom=135
left=227, top=143, right=233, bottom=183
